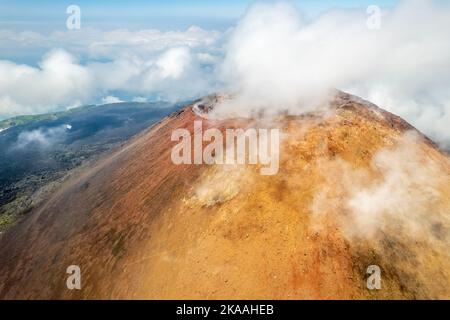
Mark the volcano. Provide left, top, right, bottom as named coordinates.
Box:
left=0, top=91, right=449, bottom=299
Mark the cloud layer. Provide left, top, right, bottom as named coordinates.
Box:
left=0, top=50, right=93, bottom=116
left=216, top=0, right=450, bottom=148
left=0, top=26, right=223, bottom=117
left=1, top=0, right=450, bottom=148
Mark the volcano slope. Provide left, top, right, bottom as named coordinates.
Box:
left=0, top=91, right=449, bottom=299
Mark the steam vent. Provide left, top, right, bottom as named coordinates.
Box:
left=0, top=91, right=449, bottom=299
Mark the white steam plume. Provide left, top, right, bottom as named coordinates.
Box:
left=216, top=0, right=450, bottom=148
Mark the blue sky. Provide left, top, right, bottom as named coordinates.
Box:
left=0, top=0, right=397, bottom=31
left=0, top=0, right=450, bottom=149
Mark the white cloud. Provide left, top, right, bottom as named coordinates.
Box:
left=0, top=26, right=222, bottom=61
left=0, top=49, right=92, bottom=116
left=101, top=96, right=123, bottom=104
left=156, top=47, right=191, bottom=79
left=87, top=46, right=218, bottom=102
left=1, top=1, right=450, bottom=149
left=132, top=96, right=147, bottom=103
left=14, top=124, right=71, bottom=149
left=0, top=45, right=220, bottom=117
left=0, top=25, right=223, bottom=118
left=215, top=0, right=450, bottom=148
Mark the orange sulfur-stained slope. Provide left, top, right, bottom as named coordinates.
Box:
left=0, top=91, right=449, bottom=299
